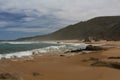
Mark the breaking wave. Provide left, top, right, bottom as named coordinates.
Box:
left=0, top=42, right=102, bottom=59
left=0, top=43, right=89, bottom=59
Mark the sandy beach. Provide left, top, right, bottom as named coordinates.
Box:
left=0, top=41, right=120, bottom=80
left=0, top=0, right=120, bottom=80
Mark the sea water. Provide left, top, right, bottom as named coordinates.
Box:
left=0, top=41, right=90, bottom=59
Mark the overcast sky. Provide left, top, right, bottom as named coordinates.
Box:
left=0, top=0, right=120, bottom=40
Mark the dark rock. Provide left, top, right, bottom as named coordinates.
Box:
left=89, top=57, right=99, bottom=61
left=83, top=37, right=92, bottom=42
left=65, top=49, right=83, bottom=53
left=60, top=55, right=65, bottom=57
left=82, top=57, right=99, bottom=62
left=83, top=57, right=120, bottom=70
left=32, top=72, right=41, bottom=76
left=91, top=61, right=110, bottom=67
left=108, top=57, right=120, bottom=59
left=110, top=62, right=120, bottom=69
left=57, top=42, right=61, bottom=44
left=84, top=45, right=104, bottom=51
left=0, top=73, right=18, bottom=80
left=91, top=59, right=120, bottom=70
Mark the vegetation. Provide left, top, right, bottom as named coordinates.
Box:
left=17, top=16, right=120, bottom=41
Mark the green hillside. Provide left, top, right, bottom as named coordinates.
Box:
left=17, top=16, right=120, bottom=41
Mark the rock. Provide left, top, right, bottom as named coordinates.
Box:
left=91, top=61, right=120, bottom=69
left=32, top=50, right=40, bottom=55
left=22, top=56, right=34, bottom=61
left=82, top=57, right=120, bottom=70
left=89, top=58, right=120, bottom=69
left=1, top=57, right=7, bottom=60
left=11, top=56, right=18, bottom=59
left=32, top=72, right=41, bottom=76
left=82, top=57, right=99, bottom=62
left=83, top=37, right=92, bottom=42
left=65, top=49, right=83, bottom=53
left=89, top=57, right=99, bottom=61
left=91, top=61, right=110, bottom=67
left=108, top=57, right=120, bottom=59
left=84, top=45, right=104, bottom=51
left=60, top=55, right=65, bottom=57
left=0, top=73, right=18, bottom=80
left=57, top=42, right=61, bottom=44
left=110, top=62, right=120, bottom=69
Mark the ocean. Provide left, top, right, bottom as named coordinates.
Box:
left=0, top=41, right=89, bottom=59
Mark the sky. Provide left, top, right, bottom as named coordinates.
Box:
left=0, top=0, right=120, bottom=40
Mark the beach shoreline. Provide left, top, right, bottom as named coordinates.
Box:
left=0, top=41, right=120, bottom=80
left=0, top=41, right=103, bottom=59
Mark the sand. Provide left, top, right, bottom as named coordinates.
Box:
left=0, top=41, right=120, bottom=80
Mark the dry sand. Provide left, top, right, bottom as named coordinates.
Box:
left=0, top=41, right=120, bottom=80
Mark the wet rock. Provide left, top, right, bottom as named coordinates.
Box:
left=60, top=54, right=65, bottom=57
left=11, top=56, right=18, bottom=59
left=65, top=49, right=83, bottom=53
left=32, top=50, right=41, bottom=56
left=84, top=45, right=104, bottom=51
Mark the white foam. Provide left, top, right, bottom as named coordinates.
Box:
left=0, top=45, right=65, bottom=59
left=0, top=51, right=33, bottom=59
left=0, top=42, right=103, bottom=59
left=0, top=41, right=40, bottom=44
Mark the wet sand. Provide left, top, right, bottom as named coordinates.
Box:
left=0, top=41, right=120, bottom=80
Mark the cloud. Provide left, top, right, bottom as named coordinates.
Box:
left=0, top=0, right=120, bottom=39
left=5, top=27, right=54, bottom=33
left=0, top=0, right=120, bottom=26
left=0, top=12, right=26, bottom=21
left=0, top=0, right=120, bottom=22
left=0, top=21, right=16, bottom=28
left=0, top=21, right=8, bottom=27
left=22, top=17, right=36, bottom=22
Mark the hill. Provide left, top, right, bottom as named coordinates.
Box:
left=17, top=16, right=120, bottom=41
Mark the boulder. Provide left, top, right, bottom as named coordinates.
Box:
left=65, top=49, right=83, bottom=53
left=85, top=45, right=104, bottom=51
left=0, top=73, right=18, bottom=80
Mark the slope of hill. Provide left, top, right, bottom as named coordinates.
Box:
left=17, top=16, right=120, bottom=41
